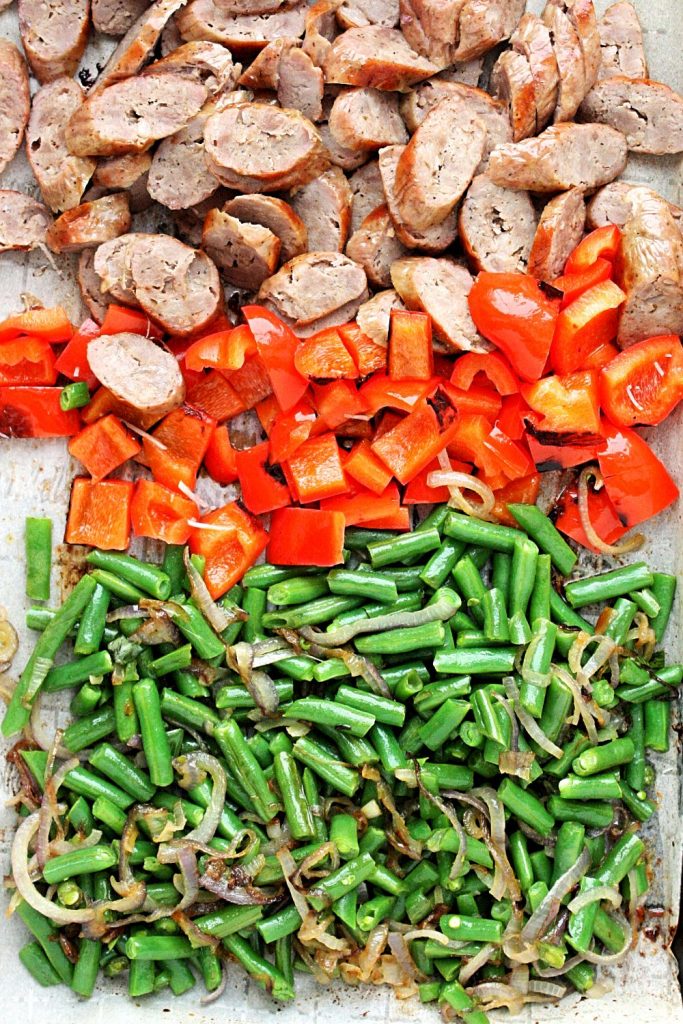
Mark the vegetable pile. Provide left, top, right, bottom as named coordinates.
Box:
left=4, top=504, right=680, bottom=1017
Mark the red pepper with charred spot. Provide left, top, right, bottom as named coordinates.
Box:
left=551, top=258, right=613, bottom=309
left=550, top=280, right=626, bottom=376
left=441, top=381, right=502, bottom=421
left=598, top=420, right=679, bottom=528
left=491, top=474, right=541, bottom=526
left=185, top=324, right=256, bottom=373
left=242, top=305, right=308, bottom=411
left=554, top=482, right=628, bottom=554
left=525, top=427, right=603, bottom=472
left=235, top=441, right=291, bottom=515
left=521, top=370, right=601, bottom=434
left=599, top=335, right=683, bottom=427
left=227, top=356, right=274, bottom=409
left=388, top=310, right=433, bottom=381
left=480, top=423, right=535, bottom=481
left=371, top=390, right=458, bottom=485
left=0, top=387, right=81, bottom=437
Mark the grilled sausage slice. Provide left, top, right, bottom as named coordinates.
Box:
left=323, top=27, right=441, bottom=91
left=238, top=37, right=299, bottom=89
left=128, top=235, right=222, bottom=336
left=449, top=0, right=526, bottom=63
left=487, top=122, right=627, bottom=192
left=329, top=88, right=408, bottom=150
left=78, top=249, right=113, bottom=324
left=148, top=95, right=228, bottom=212
left=400, top=82, right=511, bottom=169
left=378, top=144, right=458, bottom=253
left=27, top=79, right=97, bottom=214
left=92, top=0, right=149, bottom=36
left=66, top=73, right=208, bottom=158
left=214, top=0, right=291, bottom=14
left=257, top=251, right=368, bottom=332
left=94, top=233, right=148, bottom=305
left=349, top=159, right=385, bottom=232
left=0, top=190, right=52, bottom=253
left=490, top=49, right=537, bottom=141
left=527, top=187, right=586, bottom=280
left=458, top=172, right=537, bottom=273
left=615, top=189, right=683, bottom=348
left=390, top=256, right=490, bottom=352
left=579, top=77, right=683, bottom=154
left=202, top=209, right=281, bottom=289
left=177, top=0, right=308, bottom=51
left=338, top=0, right=399, bottom=29
left=18, top=0, right=89, bottom=84
left=93, top=153, right=152, bottom=212
left=319, top=109, right=369, bottom=171
left=542, top=2, right=586, bottom=122
left=46, top=193, right=132, bottom=254
left=597, top=1, right=647, bottom=80
left=92, top=0, right=187, bottom=92
left=290, top=167, right=352, bottom=252
left=277, top=47, right=324, bottom=121
left=0, top=41, right=30, bottom=177
left=204, top=102, right=328, bottom=193
left=88, top=332, right=186, bottom=418
left=394, top=98, right=486, bottom=231
left=586, top=181, right=683, bottom=232
left=510, top=13, right=559, bottom=131
left=549, top=0, right=600, bottom=91
left=356, top=288, right=405, bottom=345
left=346, top=204, right=408, bottom=287
left=398, top=0, right=467, bottom=67
left=224, top=194, right=308, bottom=260
left=303, top=0, right=342, bottom=67
left=149, top=40, right=241, bottom=93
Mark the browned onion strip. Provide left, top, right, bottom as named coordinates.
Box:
left=472, top=786, right=521, bottom=902
left=521, top=847, right=591, bottom=946
left=578, top=467, right=644, bottom=555
left=300, top=591, right=459, bottom=648
left=429, top=450, right=495, bottom=520
left=503, top=678, right=563, bottom=759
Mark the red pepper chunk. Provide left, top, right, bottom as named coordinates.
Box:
left=267, top=507, right=345, bottom=566
left=441, top=382, right=502, bottom=420
left=338, top=323, right=386, bottom=376
left=190, top=501, right=268, bottom=599
left=286, top=433, right=348, bottom=503
left=0, top=386, right=81, bottom=437
left=564, top=225, right=621, bottom=276
left=0, top=337, right=57, bottom=385
left=99, top=304, right=163, bottom=339
left=360, top=374, right=436, bottom=415
left=54, top=319, right=100, bottom=388
left=321, top=481, right=401, bottom=526
left=521, top=370, right=600, bottom=434
left=144, top=405, right=215, bottom=493
left=371, top=396, right=457, bottom=484
left=131, top=479, right=199, bottom=545
left=480, top=423, right=534, bottom=481
left=185, top=324, right=256, bottom=372
left=186, top=371, right=245, bottom=422
left=312, top=380, right=366, bottom=429
left=551, top=258, right=613, bottom=309
left=388, top=310, right=433, bottom=381
left=450, top=350, right=519, bottom=395
left=551, top=279, right=626, bottom=376
left=599, top=335, right=683, bottom=427
left=362, top=507, right=411, bottom=530
left=491, top=473, right=540, bottom=526
left=598, top=420, right=679, bottom=528
left=468, top=273, right=559, bottom=382
left=403, top=458, right=470, bottom=505
left=66, top=477, right=133, bottom=550
left=344, top=439, right=394, bottom=495
left=525, top=430, right=603, bottom=472
left=294, top=327, right=359, bottom=379
left=68, top=415, right=141, bottom=482
left=0, top=306, right=72, bottom=344
left=228, top=355, right=274, bottom=409
left=555, top=483, right=628, bottom=554
left=242, top=305, right=308, bottom=411
left=203, top=424, right=238, bottom=485
left=235, top=441, right=291, bottom=514
left=269, top=400, right=318, bottom=463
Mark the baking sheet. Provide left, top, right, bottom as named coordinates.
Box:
left=0, top=1, right=682, bottom=1020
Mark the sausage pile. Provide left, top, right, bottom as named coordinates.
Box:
left=1, top=0, right=682, bottom=347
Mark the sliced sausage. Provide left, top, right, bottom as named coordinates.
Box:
left=78, top=249, right=112, bottom=324
left=204, top=102, right=328, bottom=193
left=390, top=256, right=490, bottom=352
left=148, top=94, right=229, bottom=212
left=66, top=73, right=208, bottom=158
left=579, top=77, right=683, bottom=155
left=92, top=0, right=187, bottom=92
left=458, top=172, right=537, bottom=273
left=46, top=193, right=132, bottom=254
left=94, top=232, right=151, bottom=305
left=202, top=209, right=281, bottom=289
left=224, top=195, right=307, bottom=260
left=88, top=333, right=186, bottom=418
left=490, top=50, right=536, bottom=142
left=597, top=1, right=647, bottom=80
left=487, top=122, right=627, bottom=192
left=356, top=288, right=405, bottom=345
left=128, top=234, right=222, bottom=336
left=329, top=88, right=408, bottom=150
left=586, top=181, right=683, bottom=232
left=527, top=187, right=586, bottom=280
left=346, top=204, right=408, bottom=286
left=323, top=27, right=440, bottom=91
left=542, top=2, right=585, bottom=122
left=26, top=79, right=96, bottom=214
left=94, top=152, right=152, bottom=191
left=0, top=190, right=52, bottom=253
left=303, top=0, right=343, bottom=68
left=257, top=252, right=369, bottom=333
left=290, top=167, right=352, bottom=252
left=92, top=0, right=149, bottom=36
left=177, top=0, right=308, bottom=51
left=149, top=41, right=241, bottom=94
left=239, top=38, right=300, bottom=89
left=277, top=47, right=324, bottom=121
left=338, top=0, right=399, bottom=29
left=436, top=58, right=483, bottom=86
left=18, top=0, right=89, bottom=84
left=449, top=0, right=526, bottom=63
left=214, top=0, right=291, bottom=14
left=0, top=41, right=30, bottom=177
left=510, top=13, right=559, bottom=131
left=349, top=159, right=384, bottom=232
left=173, top=192, right=233, bottom=247
left=378, top=144, right=458, bottom=253
left=549, top=0, right=601, bottom=91
left=398, top=0, right=467, bottom=66
left=394, top=98, right=486, bottom=231
left=615, top=189, right=683, bottom=348
left=319, top=107, right=369, bottom=171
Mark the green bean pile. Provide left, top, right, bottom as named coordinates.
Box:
left=6, top=504, right=681, bottom=1019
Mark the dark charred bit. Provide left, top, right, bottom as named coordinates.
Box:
left=525, top=421, right=604, bottom=448
left=78, top=63, right=103, bottom=88
left=536, top=459, right=565, bottom=473
left=265, top=461, right=287, bottom=486
left=0, top=403, right=32, bottom=437
left=539, top=280, right=564, bottom=299
left=427, top=385, right=457, bottom=429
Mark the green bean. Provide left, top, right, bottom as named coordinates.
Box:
left=498, top=778, right=555, bottom=837
left=167, top=602, right=225, bottom=660
left=16, top=901, right=74, bottom=984
left=617, top=664, right=683, bottom=702
left=284, top=697, right=375, bottom=736
left=482, top=587, right=510, bottom=644
left=559, top=772, right=622, bottom=801
left=195, top=905, right=263, bottom=939
left=160, top=689, right=220, bottom=733
left=434, top=648, right=516, bottom=676
left=307, top=852, right=375, bottom=909
left=69, top=682, right=104, bottom=718
left=508, top=537, right=538, bottom=620
left=25, top=517, right=52, bottom=601
left=344, top=528, right=400, bottom=551
left=572, top=737, right=635, bottom=776
left=507, top=504, right=577, bottom=574
left=242, top=564, right=319, bottom=587
left=568, top=832, right=645, bottom=951
left=603, top=598, right=638, bottom=644
left=440, top=980, right=488, bottom=1024
left=257, top=905, right=302, bottom=944
left=74, top=583, right=111, bottom=656
left=222, top=934, right=294, bottom=1002
left=268, top=575, right=329, bottom=606
left=262, top=595, right=362, bottom=630
left=630, top=588, right=661, bottom=618
left=19, top=940, right=62, bottom=987
left=216, top=678, right=293, bottom=709
left=440, top=914, right=503, bottom=944
left=86, top=550, right=171, bottom=600
left=594, top=908, right=627, bottom=953
left=620, top=781, right=655, bottom=821
left=273, top=750, right=315, bottom=840
left=545, top=733, right=591, bottom=779
left=546, top=797, right=614, bottom=829
left=427, top=763, right=474, bottom=790
left=89, top=742, right=155, bottom=801
left=565, top=562, right=654, bottom=609
left=328, top=568, right=398, bottom=603
left=71, top=935, right=101, bottom=998
left=367, top=528, right=441, bottom=568
left=418, top=699, right=469, bottom=751
left=508, top=831, right=534, bottom=893
left=133, top=678, right=174, bottom=787
left=355, top=620, right=445, bottom=655
left=62, top=706, right=116, bottom=753
left=644, top=699, right=670, bottom=752
left=529, top=554, right=552, bottom=624
left=126, top=935, right=192, bottom=960
left=330, top=812, right=359, bottom=859
left=240, top=586, right=266, bottom=643
left=148, top=643, right=193, bottom=677
left=537, top=674, right=574, bottom=746
left=92, top=795, right=127, bottom=834
left=166, top=959, right=196, bottom=995
left=625, top=705, right=646, bottom=791
left=649, top=572, right=676, bottom=642
left=42, top=845, right=117, bottom=884
left=548, top=588, right=594, bottom=632
left=443, top=511, right=519, bottom=553
left=214, top=719, right=280, bottom=821
left=420, top=540, right=465, bottom=591
left=113, top=678, right=139, bottom=744
left=451, top=555, right=486, bottom=625
left=292, top=736, right=359, bottom=797
left=335, top=684, right=405, bottom=727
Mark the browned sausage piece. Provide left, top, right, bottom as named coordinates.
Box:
left=302, top=0, right=342, bottom=67
left=177, top=0, right=308, bottom=51
left=0, top=190, right=52, bottom=253
left=46, top=193, right=132, bottom=254
left=78, top=249, right=112, bottom=324
left=323, top=27, right=440, bottom=91
left=128, top=235, right=222, bottom=336
left=148, top=41, right=241, bottom=94
left=173, top=193, right=233, bottom=247
left=549, top=0, right=601, bottom=91
left=490, top=49, right=536, bottom=141
left=318, top=106, right=369, bottom=171
left=257, top=252, right=368, bottom=332
left=346, top=204, right=408, bottom=286
left=224, top=194, right=308, bottom=260
left=349, top=159, right=384, bottom=232
left=390, top=256, right=490, bottom=352
left=92, top=0, right=188, bottom=92
left=586, top=181, right=683, bottom=232
left=94, top=232, right=152, bottom=306
left=329, top=88, right=407, bottom=150
left=579, top=77, right=683, bottom=155
left=338, top=0, right=399, bottom=29
left=92, top=0, right=149, bottom=36
left=202, top=209, right=281, bottom=289
left=400, top=82, right=511, bottom=169
left=597, top=2, right=647, bottom=80
left=238, top=38, right=299, bottom=89
left=26, top=79, right=96, bottom=214
left=487, top=122, right=627, bottom=192
left=356, top=288, right=404, bottom=345
left=0, top=41, right=30, bottom=177
left=394, top=98, right=486, bottom=231
left=542, top=3, right=586, bottom=122
left=277, top=47, right=324, bottom=121
left=615, top=189, right=683, bottom=348
left=458, top=172, right=538, bottom=273
left=510, top=13, right=559, bottom=131
left=290, top=167, right=352, bottom=252
left=214, top=0, right=291, bottom=14
left=398, top=0, right=467, bottom=66
left=88, top=333, right=187, bottom=418
left=66, top=74, right=208, bottom=158
left=436, top=58, right=483, bottom=86
left=449, top=0, right=526, bottom=63
left=94, top=152, right=152, bottom=191
left=378, top=144, right=458, bottom=253
left=527, top=187, right=586, bottom=280
left=204, top=102, right=328, bottom=193
left=18, top=0, right=89, bottom=84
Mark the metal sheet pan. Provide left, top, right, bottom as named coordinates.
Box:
left=0, top=1, right=681, bottom=1020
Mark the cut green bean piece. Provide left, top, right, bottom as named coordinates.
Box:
left=507, top=504, right=577, bottom=574
left=19, top=940, right=62, bottom=987
left=25, top=517, right=52, bottom=602
left=86, top=550, right=171, bottom=600
left=565, top=562, right=654, bottom=609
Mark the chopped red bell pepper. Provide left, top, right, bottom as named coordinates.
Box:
left=362, top=507, right=411, bottom=530
left=582, top=340, right=620, bottom=370
left=441, top=382, right=502, bottom=420
left=550, top=280, right=626, bottom=376
left=388, top=310, right=433, bottom=381
left=80, top=387, right=160, bottom=431
left=599, top=335, right=683, bottom=427
left=447, top=414, right=493, bottom=466
left=0, top=337, right=57, bottom=385
left=564, top=225, right=621, bottom=276
left=184, top=324, right=256, bottom=373
left=360, top=374, right=436, bottom=415
left=321, top=481, right=401, bottom=526
left=0, top=386, right=80, bottom=436
left=66, top=477, right=133, bottom=550
left=227, top=355, right=274, bottom=409
left=286, top=433, right=349, bottom=503
left=338, top=323, right=386, bottom=376
left=551, top=258, right=613, bottom=309
left=203, top=424, right=238, bottom=485
left=450, top=350, right=519, bottom=396
left=189, top=501, right=268, bottom=599
left=144, top=405, right=215, bottom=492
left=186, top=370, right=245, bottom=422
left=597, top=420, right=679, bottom=528
left=525, top=428, right=603, bottom=472
left=0, top=306, right=73, bottom=344
left=403, top=458, right=471, bottom=505
left=480, top=423, right=535, bottom=481
left=267, top=507, right=345, bottom=566
left=312, top=380, right=366, bottom=429
left=99, top=304, right=163, bottom=339
left=371, top=392, right=458, bottom=484
left=235, top=440, right=291, bottom=514
left=54, top=319, right=100, bottom=388
left=468, top=273, right=559, bottom=382
left=555, top=482, right=628, bottom=554
left=131, top=479, right=198, bottom=545
left=521, top=370, right=600, bottom=434
left=344, top=439, right=394, bottom=495
left=294, top=327, right=359, bottom=380
left=255, top=395, right=280, bottom=435
left=496, top=393, right=530, bottom=441
left=242, top=305, right=308, bottom=411
left=491, top=473, right=541, bottom=526
left=269, top=400, right=319, bottom=463
left=68, top=414, right=141, bottom=482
